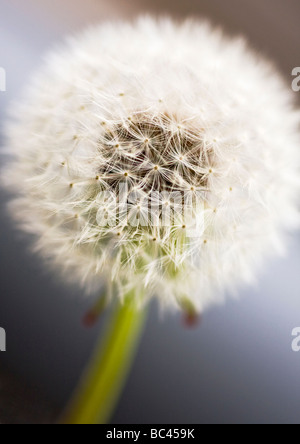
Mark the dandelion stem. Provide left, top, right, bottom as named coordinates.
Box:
left=61, top=297, right=147, bottom=424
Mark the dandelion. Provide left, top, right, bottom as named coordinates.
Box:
left=2, top=17, right=300, bottom=424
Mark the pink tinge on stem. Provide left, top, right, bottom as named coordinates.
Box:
left=182, top=311, right=202, bottom=329
left=82, top=309, right=100, bottom=328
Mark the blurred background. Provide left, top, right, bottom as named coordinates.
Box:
left=0, top=0, right=300, bottom=424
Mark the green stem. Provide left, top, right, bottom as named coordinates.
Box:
left=61, top=296, right=147, bottom=424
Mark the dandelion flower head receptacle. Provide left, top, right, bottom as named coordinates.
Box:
left=2, top=18, right=300, bottom=313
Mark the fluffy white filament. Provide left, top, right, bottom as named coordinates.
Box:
left=2, top=17, right=300, bottom=312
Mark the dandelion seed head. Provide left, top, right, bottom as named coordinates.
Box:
left=2, top=17, right=300, bottom=312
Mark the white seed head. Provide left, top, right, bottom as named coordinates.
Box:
left=2, top=17, right=300, bottom=312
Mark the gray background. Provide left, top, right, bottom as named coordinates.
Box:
left=0, top=0, right=300, bottom=424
